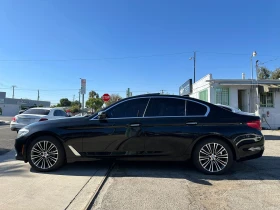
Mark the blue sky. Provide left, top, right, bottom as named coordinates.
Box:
left=0, top=0, right=280, bottom=104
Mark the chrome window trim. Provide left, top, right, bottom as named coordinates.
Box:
left=90, top=96, right=210, bottom=120
left=142, top=98, right=151, bottom=117
left=90, top=115, right=208, bottom=120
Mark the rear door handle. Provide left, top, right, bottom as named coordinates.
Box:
left=186, top=122, right=197, bottom=125
left=130, top=123, right=141, bottom=127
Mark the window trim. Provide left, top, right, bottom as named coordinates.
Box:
left=90, top=96, right=210, bottom=120
left=260, top=92, right=274, bottom=108
left=215, top=87, right=229, bottom=105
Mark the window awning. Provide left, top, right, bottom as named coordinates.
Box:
left=258, top=84, right=280, bottom=93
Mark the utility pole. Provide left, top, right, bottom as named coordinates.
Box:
left=78, top=89, right=81, bottom=107
left=73, top=95, right=75, bottom=102
left=255, top=60, right=260, bottom=116
left=189, top=51, right=196, bottom=83
left=160, top=90, right=165, bottom=94
left=37, top=90, right=40, bottom=101
left=12, top=85, right=17, bottom=98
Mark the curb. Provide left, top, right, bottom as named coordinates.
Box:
left=65, top=168, right=110, bottom=210
left=0, top=121, right=10, bottom=124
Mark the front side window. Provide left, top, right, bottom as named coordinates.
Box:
left=145, top=98, right=185, bottom=117
left=260, top=92, right=274, bottom=107
left=106, top=98, right=149, bottom=118
left=215, top=88, right=229, bottom=105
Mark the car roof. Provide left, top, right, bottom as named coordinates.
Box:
left=29, top=107, right=52, bottom=110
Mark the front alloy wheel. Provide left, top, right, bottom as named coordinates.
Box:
left=28, top=136, right=65, bottom=172
left=193, top=139, right=233, bottom=175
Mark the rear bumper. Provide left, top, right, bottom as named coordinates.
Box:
left=235, top=133, right=265, bottom=161
left=10, top=123, right=25, bottom=131
left=238, top=146, right=264, bottom=161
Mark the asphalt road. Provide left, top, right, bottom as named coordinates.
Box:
left=0, top=125, right=16, bottom=155
left=92, top=136, right=280, bottom=210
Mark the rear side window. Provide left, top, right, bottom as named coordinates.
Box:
left=106, top=98, right=149, bottom=118
left=145, top=98, right=185, bottom=117
left=23, top=109, right=50, bottom=115
left=186, top=100, right=207, bottom=116
left=54, top=110, right=67, bottom=116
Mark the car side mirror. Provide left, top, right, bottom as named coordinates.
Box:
left=98, top=111, right=107, bottom=120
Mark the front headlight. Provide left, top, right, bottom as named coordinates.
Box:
left=17, top=128, right=29, bottom=138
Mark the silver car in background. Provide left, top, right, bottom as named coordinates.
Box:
left=10, top=108, right=68, bottom=132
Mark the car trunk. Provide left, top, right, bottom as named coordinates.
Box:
left=16, top=114, right=47, bottom=125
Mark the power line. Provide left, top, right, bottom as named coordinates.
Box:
left=259, top=57, right=280, bottom=65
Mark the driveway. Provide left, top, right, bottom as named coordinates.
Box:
left=91, top=134, right=280, bottom=210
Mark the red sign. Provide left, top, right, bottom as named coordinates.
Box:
left=102, top=93, right=110, bottom=102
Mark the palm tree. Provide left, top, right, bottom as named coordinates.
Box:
left=89, top=90, right=99, bottom=98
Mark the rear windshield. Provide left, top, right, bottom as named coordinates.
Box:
left=23, top=109, right=50, bottom=115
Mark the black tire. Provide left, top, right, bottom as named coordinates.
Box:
left=27, top=136, right=65, bottom=172
left=192, top=138, right=233, bottom=175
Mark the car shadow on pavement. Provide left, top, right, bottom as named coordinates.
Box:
left=29, top=161, right=113, bottom=176
left=110, top=156, right=280, bottom=186
left=264, top=135, right=280, bottom=140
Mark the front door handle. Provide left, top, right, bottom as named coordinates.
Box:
left=130, top=123, right=141, bottom=127
left=186, top=122, right=197, bottom=125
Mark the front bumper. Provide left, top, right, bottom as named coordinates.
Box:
left=14, top=136, right=28, bottom=162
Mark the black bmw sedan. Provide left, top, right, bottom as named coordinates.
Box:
left=14, top=94, right=264, bottom=175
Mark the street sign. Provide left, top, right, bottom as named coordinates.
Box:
left=102, top=93, right=110, bottom=102
left=80, top=79, right=86, bottom=94
left=179, top=79, right=192, bottom=96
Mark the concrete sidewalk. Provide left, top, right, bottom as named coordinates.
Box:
left=0, top=151, right=110, bottom=210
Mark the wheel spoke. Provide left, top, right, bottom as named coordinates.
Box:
left=217, top=147, right=226, bottom=154
left=200, top=148, right=211, bottom=156
left=42, top=158, right=46, bottom=169
left=199, top=156, right=209, bottom=161
left=49, top=156, right=58, bottom=162
left=45, top=157, right=52, bottom=168
left=216, top=157, right=227, bottom=167
left=31, top=154, right=41, bottom=159
left=202, top=159, right=211, bottom=168
left=213, top=143, right=218, bottom=155
left=206, top=144, right=213, bottom=154
left=216, top=153, right=228, bottom=158
left=47, top=144, right=55, bottom=152
left=32, top=148, right=41, bottom=154
left=34, top=157, right=43, bottom=166
left=37, top=143, right=44, bottom=152
left=213, top=159, right=222, bottom=171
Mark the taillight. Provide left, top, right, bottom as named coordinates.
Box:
left=247, top=120, right=261, bottom=130
left=39, top=118, right=48, bottom=121
left=12, top=117, right=16, bottom=122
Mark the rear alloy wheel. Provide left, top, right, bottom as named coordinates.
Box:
left=27, top=136, right=65, bottom=172
left=193, top=139, right=233, bottom=175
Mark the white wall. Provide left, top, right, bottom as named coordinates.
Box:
left=259, top=91, right=280, bottom=129
left=190, top=74, right=212, bottom=102
left=0, top=104, right=20, bottom=116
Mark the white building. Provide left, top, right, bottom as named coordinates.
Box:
left=0, top=91, right=51, bottom=116
left=186, top=74, right=280, bottom=130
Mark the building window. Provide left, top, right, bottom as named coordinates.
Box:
left=260, top=92, right=274, bottom=107
left=215, top=88, right=229, bottom=105
left=199, top=89, right=208, bottom=102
